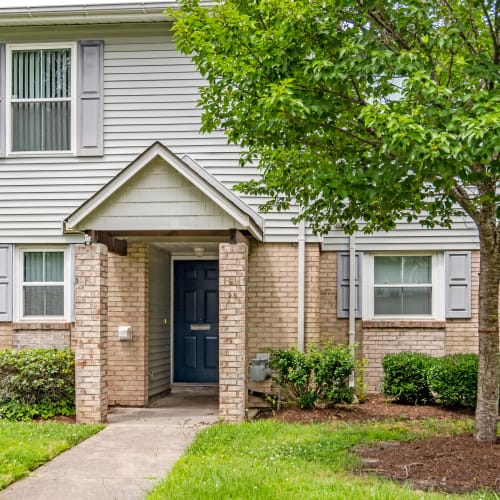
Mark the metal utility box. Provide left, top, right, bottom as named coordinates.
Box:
left=249, top=352, right=272, bottom=382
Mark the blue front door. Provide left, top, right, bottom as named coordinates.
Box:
left=174, top=260, right=219, bottom=383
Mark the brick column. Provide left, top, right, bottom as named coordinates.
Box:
left=74, top=243, right=108, bottom=424
left=219, top=242, right=248, bottom=422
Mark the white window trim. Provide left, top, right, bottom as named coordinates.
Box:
left=14, top=245, right=72, bottom=322
left=362, top=251, right=445, bottom=320
left=5, top=42, right=77, bottom=157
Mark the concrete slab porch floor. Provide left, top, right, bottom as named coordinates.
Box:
left=0, top=386, right=219, bottom=500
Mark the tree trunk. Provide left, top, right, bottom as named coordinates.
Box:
left=474, top=220, right=499, bottom=443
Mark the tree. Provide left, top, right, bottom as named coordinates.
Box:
left=172, top=0, right=500, bottom=441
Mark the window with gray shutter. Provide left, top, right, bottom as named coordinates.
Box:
left=337, top=252, right=362, bottom=318
left=0, top=43, right=5, bottom=158
left=77, top=40, right=104, bottom=156
left=445, top=251, right=471, bottom=318
left=0, top=244, right=12, bottom=321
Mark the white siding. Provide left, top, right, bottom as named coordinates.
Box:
left=148, top=244, right=171, bottom=398
left=0, top=22, right=480, bottom=245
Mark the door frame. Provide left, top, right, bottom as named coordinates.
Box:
left=170, top=255, right=219, bottom=384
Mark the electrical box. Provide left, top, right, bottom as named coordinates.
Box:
left=118, top=325, right=133, bottom=341
left=249, top=353, right=272, bottom=382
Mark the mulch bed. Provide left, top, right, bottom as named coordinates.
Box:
left=259, top=395, right=500, bottom=494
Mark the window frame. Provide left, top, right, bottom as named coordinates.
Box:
left=5, top=42, right=77, bottom=157
left=363, top=252, right=445, bottom=320
left=14, top=246, right=72, bottom=322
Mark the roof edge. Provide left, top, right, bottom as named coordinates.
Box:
left=65, top=142, right=264, bottom=241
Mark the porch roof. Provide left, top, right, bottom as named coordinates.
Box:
left=64, top=141, right=264, bottom=240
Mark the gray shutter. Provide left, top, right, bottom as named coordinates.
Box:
left=0, top=43, right=5, bottom=157
left=0, top=244, right=13, bottom=321
left=445, top=251, right=471, bottom=318
left=77, top=40, right=104, bottom=156
left=337, top=252, right=362, bottom=318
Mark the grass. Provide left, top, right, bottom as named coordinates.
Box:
left=0, top=420, right=103, bottom=490
left=147, top=417, right=496, bottom=500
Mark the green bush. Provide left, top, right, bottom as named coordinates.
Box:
left=427, top=353, right=478, bottom=409
left=0, top=348, right=75, bottom=420
left=269, top=344, right=355, bottom=409
left=382, top=352, right=435, bottom=405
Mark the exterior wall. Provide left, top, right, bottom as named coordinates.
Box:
left=360, top=250, right=481, bottom=392
left=148, top=245, right=171, bottom=399
left=107, top=243, right=149, bottom=406
left=362, top=322, right=446, bottom=392
left=0, top=323, right=72, bottom=350
left=74, top=243, right=108, bottom=424
left=247, top=242, right=298, bottom=363
left=323, top=220, right=479, bottom=251
left=445, top=250, right=480, bottom=354
left=319, top=251, right=350, bottom=346
left=219, top=242, right=248, bottom=422
left=0, top=323, right=12, bottom=350
left=304, top=244, right=320, bottom=346
left=12, top=323, right=71, bottom=350
left=0, top=22, right=302, bottom=244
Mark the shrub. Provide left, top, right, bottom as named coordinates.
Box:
left=269, top=344, right=355, bottom=409
left=382, top=352, right=435, bottom=405
left=0, top=348, right=75, bottom=420
left=427, top=354, right=478, bottom=409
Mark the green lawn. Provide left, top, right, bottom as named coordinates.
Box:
left=0, top=420, right=103, bottom=490
left=148, top=418, right=494, bottom=500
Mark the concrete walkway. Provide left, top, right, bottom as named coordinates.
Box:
left=0, top=387, right=218, bottom=500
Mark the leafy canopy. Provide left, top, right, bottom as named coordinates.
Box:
left=172, top=0, right=499, bottom=235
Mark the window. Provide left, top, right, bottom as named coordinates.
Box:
left=17, top=247, right=71, bottom=320
left=364, top=253, right=444, bottom=319
left=6, top=43, right=76, bottom=154
left=374, top=255, right=432, bottom=315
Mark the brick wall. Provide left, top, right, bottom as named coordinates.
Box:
left=74, top=243, right=108, bottom=424
left=12, top=323, right=71, bottom=350
left=362, top=321, right=446, bottom=392
left=219, top=242, right=248, bottom=422
left=0, top=324, right=13, bottom=350
left=305, top=244, right=320, bottom=346
left=247, top=242, right=298, bottom=360
left=107, top=243, right=149, bottom=406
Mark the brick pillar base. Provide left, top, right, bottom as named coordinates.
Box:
left=75, top=243, right=108, bottom=424
left=219, top=242, right=248, bottom=422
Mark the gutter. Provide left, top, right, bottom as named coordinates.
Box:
left=0, top=2, right=191, bottom=26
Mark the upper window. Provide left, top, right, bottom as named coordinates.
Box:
left=17, top=247, right=71, bottom=320
left=6, top=43, right=76, bottom=155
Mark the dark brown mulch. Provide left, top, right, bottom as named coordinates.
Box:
left=357, top=434, right=500, bottom=494
left=259, top=395, right=500, bottom=494
left=258, top=394, right=473, bottom=424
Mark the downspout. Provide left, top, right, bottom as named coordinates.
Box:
left=297, top=219, right=306, bottom=352
left=348, top=233, right=356, bottom=388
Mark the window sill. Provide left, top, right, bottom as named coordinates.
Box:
left=362, top=320, right=446, bottom=329
left=13, top=322, right=72, bottom=331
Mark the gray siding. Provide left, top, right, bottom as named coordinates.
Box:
left=322, top=219, right=479, bottom=251
left=148, top=244, right=171, bottom=399
left=0, top=22, right=480, bottom=246
left=79, top=157, right=246, bottom=231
